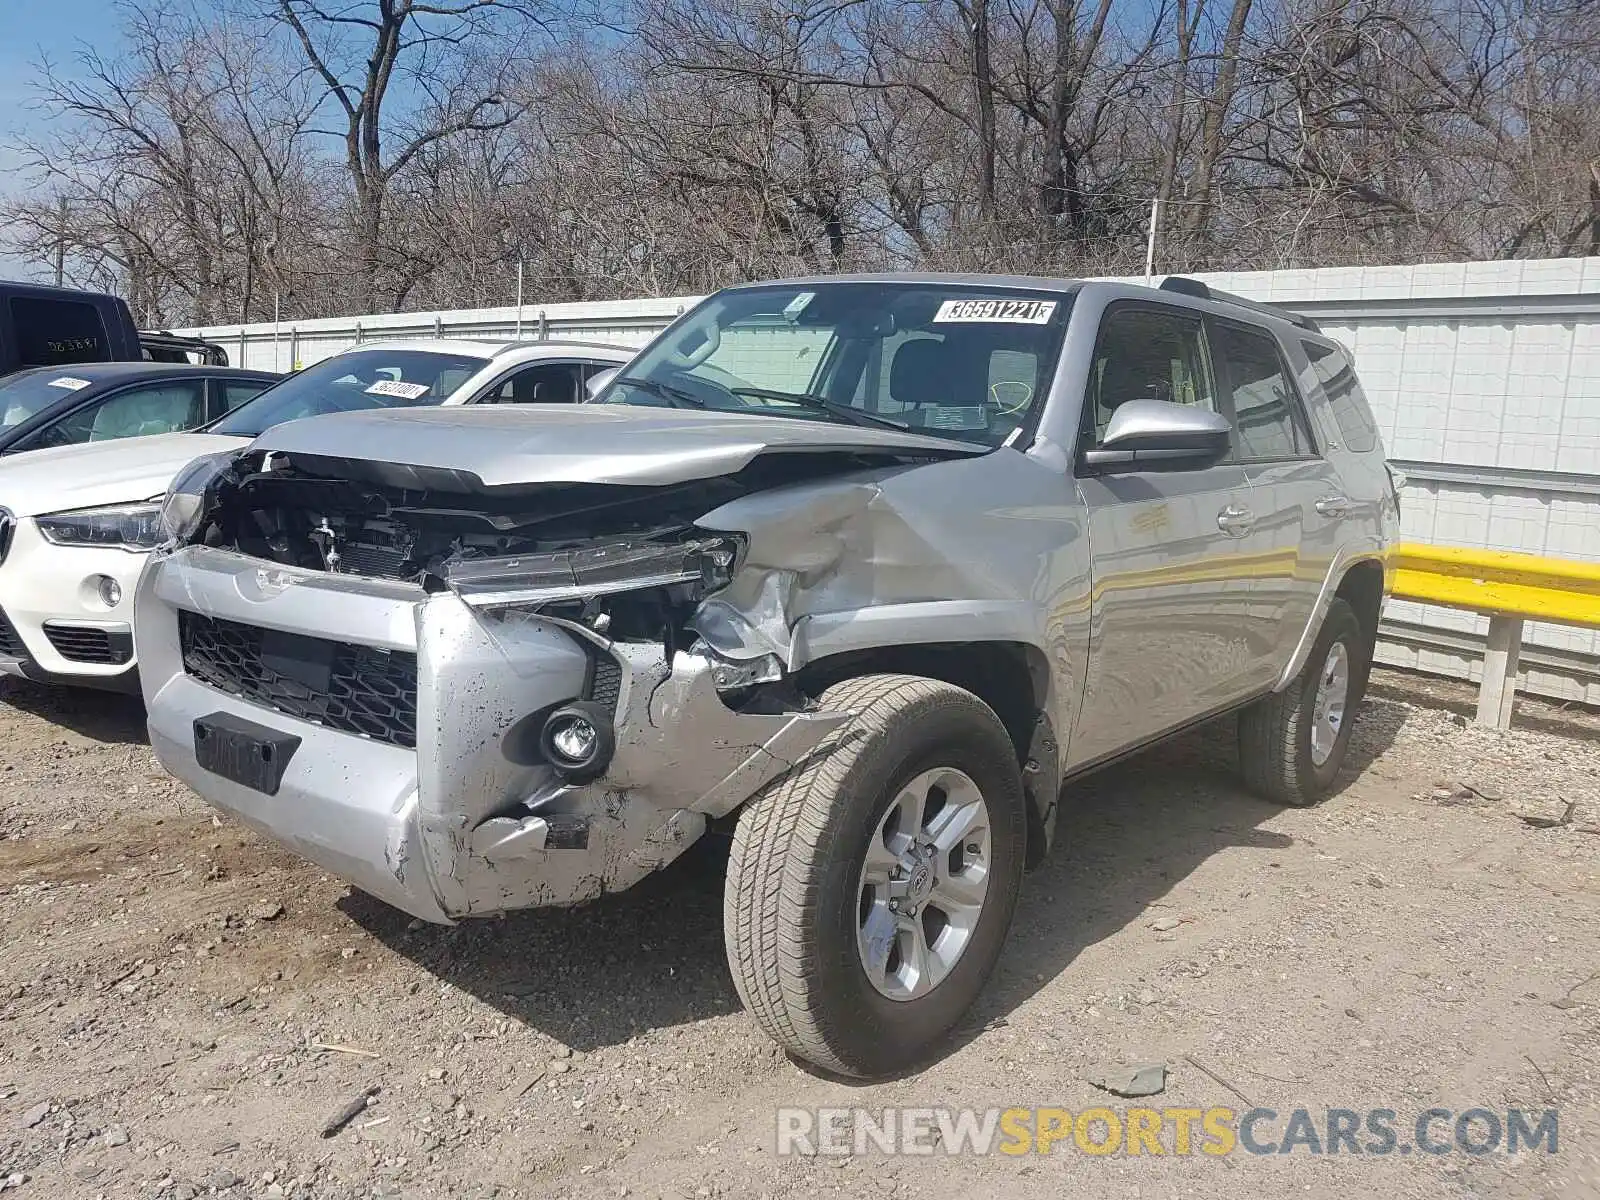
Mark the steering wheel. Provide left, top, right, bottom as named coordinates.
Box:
left=989, top=380, right=1033, bottom=415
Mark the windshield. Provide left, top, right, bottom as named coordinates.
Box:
left=0, top=368, right=96, bottom=430
left=597, top=282, right=1072, bottom=447
left=210, top=348, right=490, bottom=438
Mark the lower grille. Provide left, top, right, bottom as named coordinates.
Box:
left=0, top=607, right=27, bottom=659
left=178, top=611, right=419, bottom=749
left=43, top=624, right=133, bottom=665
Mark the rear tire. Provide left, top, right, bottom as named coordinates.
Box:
left=723, top=674, right=1027, bottom=1077
left=1238, top=598, right=1369, bottom=806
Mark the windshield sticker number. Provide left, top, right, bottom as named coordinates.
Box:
left=365, top=379, right=431, bottom=400
left=47, top=376, right=92, bottom=391
left=933, top=299, right=1057, bottom=325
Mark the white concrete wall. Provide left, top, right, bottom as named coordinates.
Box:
left=180, top=257, right=1600, bottom=704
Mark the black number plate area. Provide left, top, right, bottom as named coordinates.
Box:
left=194, top=711, right=302, bottom=796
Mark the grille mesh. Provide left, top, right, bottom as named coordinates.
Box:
left=179, top=611, right=419, bottom=749
left=588, top=655, right=623, bottom=715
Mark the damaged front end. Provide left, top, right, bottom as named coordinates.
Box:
left=138, top=446, right=878, bottom=922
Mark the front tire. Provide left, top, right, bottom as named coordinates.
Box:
left=1238, top=597, right=1370, bottom=805
left=723, top=674, right=1027, bottom=1077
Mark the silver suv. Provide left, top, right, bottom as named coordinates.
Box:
left=137, top=275, right=1397, bottom=1076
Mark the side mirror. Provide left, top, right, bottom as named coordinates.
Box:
left=1082, top=399, right=1231, bottom=470
left=585, top=367, right=620, bottom=400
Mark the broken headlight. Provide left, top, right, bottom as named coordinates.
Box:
left=443, top=534, right=744, bottom=609
left=158, top=450, right=241, bottom=545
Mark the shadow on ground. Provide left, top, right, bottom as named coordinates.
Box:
left=0, top=678, right=147, bottom=744
left=348, top=695, right=1403, bottom=1070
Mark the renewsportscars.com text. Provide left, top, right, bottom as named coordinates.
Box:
left=776, top=1106, right=1559, bottom=1158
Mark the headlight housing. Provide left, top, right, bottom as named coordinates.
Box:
left=36, top=502, right=164, bottom=551
left=443, top=535, right=745, bottom=609
left=159, top=450, right=241, bottom=545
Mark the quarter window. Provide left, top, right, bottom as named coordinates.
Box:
left=221, top=381, right=271, bottom=413
left=1214, top=324, right=1315, bottom=459
left=1303, top=341, right=1378, bottom=453
left=1087, top=306, right=1218, bottom=443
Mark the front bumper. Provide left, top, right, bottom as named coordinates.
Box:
left=138, top=546, right=845, bottom=923
left=0, top=518, right=145, bottom=688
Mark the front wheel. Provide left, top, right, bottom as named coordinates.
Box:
left=723, top=675, right=1027, bottom=1077
left=1238, top=597, right=1370, bottom=805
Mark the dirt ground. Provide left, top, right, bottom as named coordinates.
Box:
left=1, top=668, right=1598, bottom=1200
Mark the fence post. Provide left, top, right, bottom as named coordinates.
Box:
left=1476, top=615, right=1524, bottom=729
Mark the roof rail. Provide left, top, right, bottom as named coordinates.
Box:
left=1158, top=276, right=1322, bottom=333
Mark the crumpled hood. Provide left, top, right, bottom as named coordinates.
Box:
left=0, top=432, right=248, bottom=518
left=251, top=404, right=983, bottom=487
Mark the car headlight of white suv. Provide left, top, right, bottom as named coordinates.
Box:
left=36, top=502, right=165, bottom=551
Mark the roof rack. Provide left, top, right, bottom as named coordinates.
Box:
left=1158, top=276, right=1322, bottom=333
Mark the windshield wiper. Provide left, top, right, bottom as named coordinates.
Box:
left=727, top=386, right=908, bottom=431
left=612, top=376, right=707, bottom=409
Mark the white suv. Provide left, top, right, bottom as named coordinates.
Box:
left=0, top=339, right=633, bottom=689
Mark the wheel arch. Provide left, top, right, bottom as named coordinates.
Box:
left=1273, top=548, right=1388, bottom=692
left=1334, top=558, right=1384, bottom=649
left=791, top=640, right=1060, bottom=868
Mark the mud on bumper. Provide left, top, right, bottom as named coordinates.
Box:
left=138, top=546, right=846, bottom=924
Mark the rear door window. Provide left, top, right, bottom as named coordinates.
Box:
left=9, top=298, right=112, bottom=367
left=1303, top=341, right=1378, bottom=453
left=1213, top=322, right=1316, bottom=459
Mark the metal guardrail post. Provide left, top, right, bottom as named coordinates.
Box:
left=1476, top=616, right=1524, bottom=730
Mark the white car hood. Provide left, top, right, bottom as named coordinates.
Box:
left=0, top=433, right=248, bottom=518
left=253, top=404, right=982, bottom=488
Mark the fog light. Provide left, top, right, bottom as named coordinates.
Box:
left=95, top=576, right=123, bottom=608
left=538, top=701, right=615, bottom=782
left=552, top=717, right=598, bottom=761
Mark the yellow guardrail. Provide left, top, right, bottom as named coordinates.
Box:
left=1392, top=543, right=1600, bottom=626
left=1389, top=542, right=1600, bottom=727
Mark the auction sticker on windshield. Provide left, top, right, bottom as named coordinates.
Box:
left=47, top=376, right=92, bottom=391
left=365, top=380, right=432, bottom=400
left=933, top=299, right=1057, bottom=324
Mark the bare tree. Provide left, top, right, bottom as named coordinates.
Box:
left=8, top=0, right=1600, bottom=320
left=270, top=0, right=538, bottom=309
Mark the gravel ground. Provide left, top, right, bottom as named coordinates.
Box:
left=1, top=667, right=1598, bottom=1200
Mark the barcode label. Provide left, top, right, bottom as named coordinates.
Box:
left=365, top=380, right=432, bottom=400
left=933, top=299, right=1057, bottom=325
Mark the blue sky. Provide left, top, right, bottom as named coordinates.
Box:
left=1, top=0, right=120, bottom=279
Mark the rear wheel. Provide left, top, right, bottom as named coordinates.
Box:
left=723, top=674, right=1027, bottom=1077
left=1238, top=598, right=1370, bottom=806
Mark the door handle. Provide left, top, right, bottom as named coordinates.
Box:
left=1315, top=495, right=1355, bottom=519
left=1216, top=504, right=1255, bottom=536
